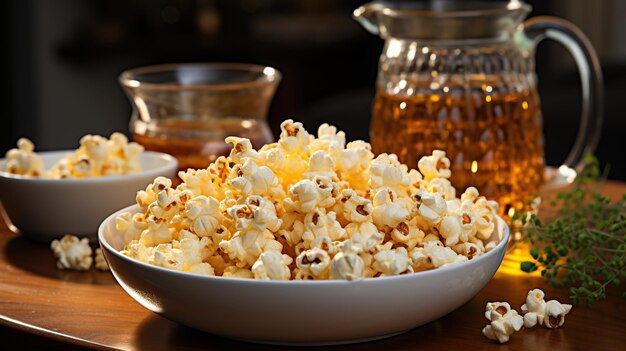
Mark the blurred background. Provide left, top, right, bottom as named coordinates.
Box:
left=3, top=0, right=625, bottom=180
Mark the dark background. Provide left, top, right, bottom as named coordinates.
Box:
left=3, top=0, right=625, bottom=180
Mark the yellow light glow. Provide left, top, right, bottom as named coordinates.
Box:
left=508, top=207, right=515, bottom=218
left=522, top=101, right=529, bottom=110
left=471, top=160, right=478, bottom=173
left=399, top=102, right=407, bottom=110
left=485, top=95, right=492, bottom=102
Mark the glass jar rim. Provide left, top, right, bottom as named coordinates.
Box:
left=362, top=1, right=530, bottom=19
left=119, top=63, right=281, bottom=91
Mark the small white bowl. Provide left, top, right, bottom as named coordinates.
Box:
left=99, top=204, right=509, bottom=345
left=0, top=151, right=177, bottom=242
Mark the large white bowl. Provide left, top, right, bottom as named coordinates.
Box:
left=99, top=204, right=509, bottom=345
left=0, top=151, right=177, bottom=241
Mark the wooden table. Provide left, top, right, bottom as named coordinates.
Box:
left=1, top=182, right=625, bottom=350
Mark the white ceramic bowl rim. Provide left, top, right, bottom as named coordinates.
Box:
left=0, top=150, right=177, bottom=184
left=99, top=204, right=510, bottom=286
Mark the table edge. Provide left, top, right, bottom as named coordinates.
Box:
left=0, top=314, right=121, bottom=351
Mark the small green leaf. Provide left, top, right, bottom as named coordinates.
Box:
left=521, top=261, right=538, bottom=272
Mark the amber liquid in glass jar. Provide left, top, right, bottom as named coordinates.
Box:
left=133, top=117, right=272, bottom=171
left=371, top=82, right=545, bottom=216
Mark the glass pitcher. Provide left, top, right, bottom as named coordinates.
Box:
left=354, top=0, right=602, bottom=217
left=119, top=63, right=280, bottom=171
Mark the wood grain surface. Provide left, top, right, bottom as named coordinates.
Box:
left=0, top=181, right=625, bottom=350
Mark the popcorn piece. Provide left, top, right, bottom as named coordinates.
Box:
left=116, top=211, right=149, bottom=243
left=482, top=302, right=524, bottom=343
left=373, top=247, right=410, bottom=276
left=337, top=189, right=372, bottom=223
left=227, top=159, right=280, bottom=197
left=136, top=176, right=173, bottom=208
left=418, top=241, right=467, bottom=268
left=51, top=234, right=93, bottom=271
left=296, top=247, right=331, bottom=278
left=372, top=188, right=409, bottom=228
left=185, top=195, right=223, bottom=237
left=94, top=248, right=109, bottom=271
left=187, top=262, right=215, bottom=276
left=284, top=177, right=339, bottom=213
left=543, top=300, right=572, bottom=328
left=343, top=221, right=383, bottom=253
left=417, top=150, right=451, bottom=181
left=330, top=251, right=364, bottom=281
left=177, top=169, right=215, bottom=197
left=226, top=136, right=259, bottom=163
left=521, top=288, right=546, bottom=328
left=390, top=218, right=424, bottom=250
left=336, top=140, right=374, bottom=192
left=303, top=150, right=337, bottom=180
left=222, top=266, right=254, bottom=279
left=428, top=178, right=456, bottom=200
left=521, top=289, right=572, bottom=329
left=301, top=209, right=346, bottom=248
left=5, top=138, right=43, bottom=177
left=413, top=190, right=447, bottom=225
left=369, top=153, right=410, bottom=191
left=251, top=251, right=293, bottom=280
left=279, top=119, right=310, bottom=153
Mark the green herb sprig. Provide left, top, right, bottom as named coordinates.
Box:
left=516, top=155, right=626, bottom=305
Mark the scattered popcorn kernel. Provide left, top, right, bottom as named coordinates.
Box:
left=521, top=289, right=575, bottom=330
left=94, top=248, right=110, bottom=271
left=118, top=120, right=500, bottom=280
left=543, top=299, right=572, bottom=329
left=51, top=234, right=93, bottom=271
left=482, top=302, right=524, bottom=343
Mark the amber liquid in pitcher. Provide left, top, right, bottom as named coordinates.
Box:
left=371, top=85, right=545, bottom=216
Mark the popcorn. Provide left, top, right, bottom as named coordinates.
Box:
left=521, top=289, right=572, bottom=329
left=185, top=195, right=223, bottom=237
left=227, top=159, right=280, bottom=196
left=417, top=241, right=468, bottom=268
left=5, top=138, right=44, bottom=177
left=330, top=252, right=364, bottom=280
left=54, top=133, right=144, bottom=178
left=482, top=302, right=524, bottom=343
left=417, top=150, right=451, bottom=181
left=543, top=300, right=572, bottom=328
left=413, top=190, right=447, bottom=225
left=373, top=247, right=411, bottom=276
left=95, top=248, right=109, bottom=271
left=295, top=247, right=331, bottom=279
left=284, top=177, right=339, bottom=213
left=118, top=120, right=500, bottom=280
left=51, top=234, right=93, bottom=271
left=372, top=188, right=410, bottom=228
left=225, top=136, right=259, bottom=163
left=301, top=209, right=346, bottom=249
left=251, top=251, right=293, bottom=280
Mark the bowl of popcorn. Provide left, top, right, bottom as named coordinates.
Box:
left=0, top=133, right=178, bottom=241
left=99, top=120, right=509, bottom=345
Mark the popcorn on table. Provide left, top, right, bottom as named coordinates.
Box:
left=51, top=234, right=93, bottom=271
left=118, top=120, right=500, bottom=280
left=521, top=288, right=572, bottom=329
left=95, top=248, right=110, bottom=271
left=4, top=132, right=143, bottom=178
left=482, top=302, right=524, bottom=343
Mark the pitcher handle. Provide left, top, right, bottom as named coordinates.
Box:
left=523, top=16, right=603, bottom=173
